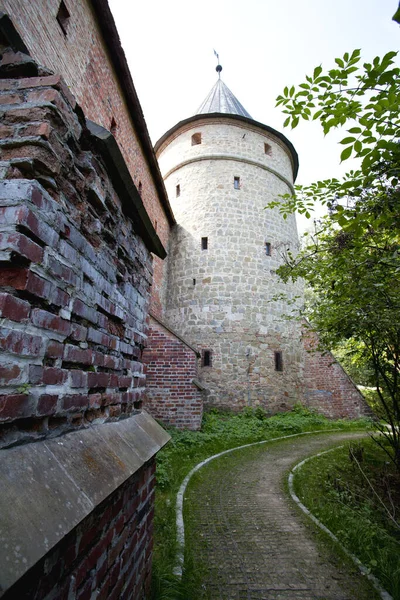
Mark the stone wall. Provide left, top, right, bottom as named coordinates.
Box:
left=302, top=326, right=371, bottom=419
left=157, top=116, right=304, bottom=412
left=0, top=42, right=169, bottom=599
left=0, top=0, right=174, bottom=319
left=143, top=315, right=203, bottom=430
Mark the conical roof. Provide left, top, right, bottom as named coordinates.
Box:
left=196, top=77, right=252, bottom=119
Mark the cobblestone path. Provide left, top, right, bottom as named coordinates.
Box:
left=185, top=432, right=378, bottom=600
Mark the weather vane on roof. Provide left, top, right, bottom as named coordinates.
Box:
left=213, top=49, right=222, bottom=78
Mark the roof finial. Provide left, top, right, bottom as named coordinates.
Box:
left=213, top=49, right=222, bottom=79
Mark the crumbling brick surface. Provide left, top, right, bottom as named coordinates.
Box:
left=143, top=316, right=203, bottom=430
left=1, top=0, right=172, bottom=319
left=2, top=459, right=156, bottom=600
left=0, top=54, right=152, bottom=449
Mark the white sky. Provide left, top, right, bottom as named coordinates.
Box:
left=108, top=0, right=399, bottom=229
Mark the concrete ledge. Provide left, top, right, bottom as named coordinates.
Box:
left=0, top=412, right=170, bottom=594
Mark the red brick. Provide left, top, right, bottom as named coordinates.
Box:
left=19, top=122, right=51, bottom=139
left=26, top=271, right=54, bottom=299
left=0, top=363, right=22, bottom=384
left=87, top=372, right=110, bottom=389
left=0, top=327, right=42, bottom=356
left=0, top=393, right=33, bottom=421
left=46, top=340, right=64, bottom=359
left=70, top=370, right=87, bottom=388
left=72, top=299, right=98, bottom=324
left=70, top=323, right=87, bottom=342
left=64, top=345, right=93, bottom=365
left=48, top=255, right=78, bottom=286
left=61, top=394, right=88, bottom=411
left=0, top=205, right=58, bottom=248
left=31, top=309, right=70, bottom=336
left=0, top=125, right=15, bottom=137
left=37, top=394, right=58, bottom=416
left=0, top=93, right=21, bottom=105
left=0, top=231, right=44, bottom=263
left=0, top=292, right=30, bottom=321
left=43, top=367, right=67, bottom=385
left=0, top=266, right=29, bottom=288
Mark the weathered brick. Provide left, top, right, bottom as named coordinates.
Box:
left=0, top=363, right=23, bottom=385
left=0, top=205, right=59, bottom=248
left=0, top=327, right=43, bottom=356
left=87, top=372, right=110, bottom=389
left=37, top=394, right=58, bottom=416
left=63, top=345, right=93, bottom=366
left=61, top=394, right=88, bottom=411
left=72, top=299, right=98, bottom=324
left=69, top=323, right=87, bottom=342
left=0, top=393, right=33, bottom=421
left=0, top=230, right=44, bottom=263
left=0, top=293, right=30, bottom=321
left=31, top=309, right=70, bottom=336
left=48, top=256, right=79, bottom=286
left=70, top=370, right=87, bottom=388
left=46, top=340, right=64, bottom=359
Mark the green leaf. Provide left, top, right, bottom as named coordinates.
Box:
left=354, top=140, right=362, bottom=153
left=313, top=66, right=323, bottom=79
left=340, top=137, right=356, bottom=144
left=340, top=146, right=353, bottom=161
left=348, top=127, right=362, bottom=134
left=283, top=116, right=291, bottom=127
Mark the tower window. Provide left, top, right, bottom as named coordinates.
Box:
left=265, top=242, right=271, bottom=256
left=274, top=351, right=283, bottom=372
left=193, top=278, right=196, bottom=286
left=110, top=117, right=117, bottom=136
left=201, top=237, right=208, bottom=250
left=176, top=184, right=180, bottom=197
left=56, top=1, right=70, bottom=35
left=264, top=143, right=272, bottom=156
left=202, top=350, right=212, bottom=367
left=191, top=132, right=202, bottom=145
left=138, top=181, right=142, bottom=196
left=234, top=176, right=240, bottom=190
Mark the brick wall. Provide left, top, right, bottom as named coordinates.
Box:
left=0, top=46, right=170, bottom=599
left=143, top=316, right=203, bottom=430
left=302, top=326, right=371, bottom=419
left=2, top=459, right=156, bottom=600
left=0, top=0, right=174, bottom=319
left=0, top=57, right=153, bottom=447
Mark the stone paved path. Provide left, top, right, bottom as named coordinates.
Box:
left=185, top=432, right=379, bottom=600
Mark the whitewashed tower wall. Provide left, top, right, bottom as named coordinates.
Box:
left=156, top=114, right=304, bottom=412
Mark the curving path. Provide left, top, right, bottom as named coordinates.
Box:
left=184, top=431, right=379, bottom=600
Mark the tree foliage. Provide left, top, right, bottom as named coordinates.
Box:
left=271, top=50, right=400, bottom=470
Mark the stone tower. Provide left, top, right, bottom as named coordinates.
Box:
left=155, top=66, right=304, bottom=412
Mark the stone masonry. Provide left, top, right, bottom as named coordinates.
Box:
left=156, top=116, right=305, bottom=413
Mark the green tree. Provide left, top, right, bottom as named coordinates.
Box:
left=270, top=50, right=400, bottom=470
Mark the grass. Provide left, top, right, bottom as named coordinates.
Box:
left=292, top=436, right=400, bottom=599
left=151, top=405, right=372, bottom=599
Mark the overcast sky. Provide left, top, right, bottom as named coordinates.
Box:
left=108, top=0, right=399, bottom=227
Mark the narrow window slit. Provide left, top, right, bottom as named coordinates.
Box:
left=202, top=350, right=212, bottom=367
left=275, top=351, right=283, bottom=372
left=57, top=1, right=71, bottom=36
